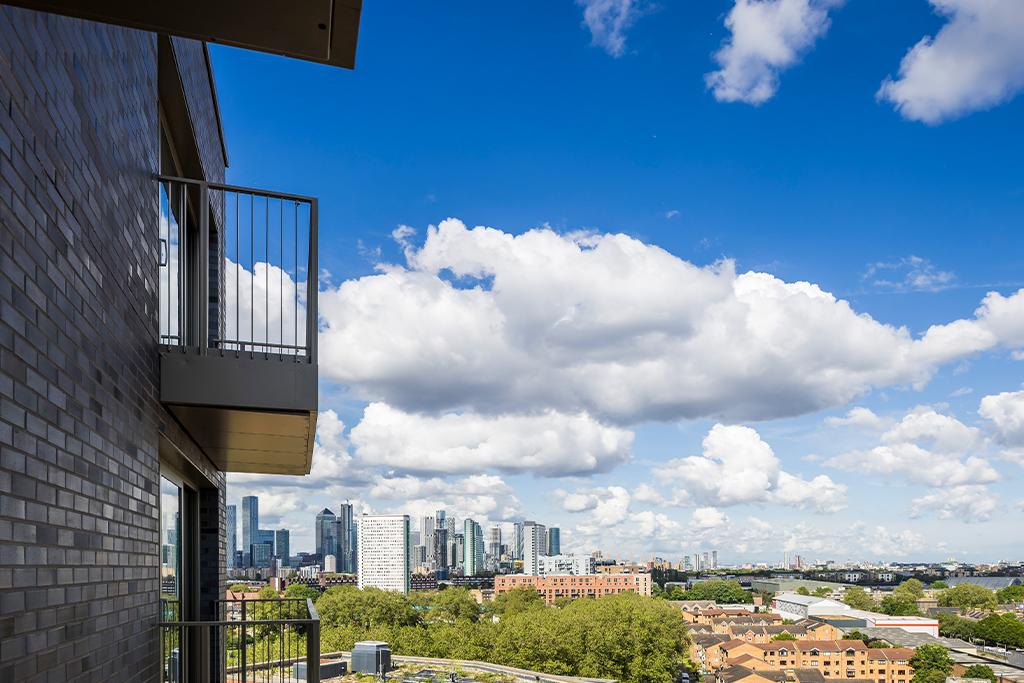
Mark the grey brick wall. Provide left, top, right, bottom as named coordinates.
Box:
left=0, top=7, right=226, bottom=682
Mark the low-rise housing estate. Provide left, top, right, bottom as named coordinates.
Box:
left=495, top=573, right=652, bottom=604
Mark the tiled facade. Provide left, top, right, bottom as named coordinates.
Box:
left=0, top=7, right=226, bottom=682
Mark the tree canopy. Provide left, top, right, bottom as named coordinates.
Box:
left=937, top=584, right=997, bottom=610
left=880, top=594, right=921, bottom=616
left=910, top=644, right=953, bottom=683
left=284, top=583, right=320, bottom=601
left=490, top=585, right=545, bottom=616
left=842, top=587, right=878, bottom=611
left=674, top=580, right=752, bottom=604
left=310, top=586, right=691, bottom=683
left=996, top=585, right=1024, bottom=604
left=962, top=665, right=996, bottom=683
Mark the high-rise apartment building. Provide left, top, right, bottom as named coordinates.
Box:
left=316, top=507, right=338, bottom=563
left=513, top=521, right=525, bottom=560
left=242, top=495, right=259, bottom=556
left=275, top=529, right=290, bottom=567
left=523, top=521, right=547, bottom=575
left=420, top=515, right=435, bottom=567
left=712, top=550, right=719, bottom=569
left=358, top=515, right=411, bottom=593
left=488, top=525, right=503, bottom=561
left=337, top=501, right=355, bottom=573
left=0, top=3, right=358, bottom=679
left=546, top=527, right=561, bottom=555
left=227, top=505, right=237, bottom=569
left=537, top=553, right=595, bottom=576
left=464, top=519, right=485, bottom=576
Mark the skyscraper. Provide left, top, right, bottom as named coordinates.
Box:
left=358, top=515, right=411, bottom=593
left=420, top=516, right=435, bottom=567
left=316, top=508, right=337, bottom=564
left=711, top=550, right=718, bottom=569
left=337, top=502, right=355, bottom=573
left=464, top=519, right=484, bottom=576
left=513, top=522, right=524, bottom=560
left=226, top=505, right=237, bottom=569
left=275, top=529, right=290, bottom=566
left=702, top=551, right=710, bottom=570
left=487, top=525, right=502, bottom=563
left=546, top=527, right=561, bottom=556
left=241, top=495, right=259, bottom=557
left=523, top=522, right=546, bottom=575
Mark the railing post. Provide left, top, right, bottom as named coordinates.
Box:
left=306, top=198, right=318, bottom=363
left=307, top=598, right=320, bottom=682
left=199, top=182, right=210, bottom=355
left=240, top=599, right=247, bottom=683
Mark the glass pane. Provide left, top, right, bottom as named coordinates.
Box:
left=159, top=182, right=182, bottom=345
left=160, top=476, right=182, bottom=683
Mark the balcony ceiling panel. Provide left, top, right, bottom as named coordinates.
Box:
left=169, top=404, right=316, bottom=475
left=5, top=0, right=362, bottom=68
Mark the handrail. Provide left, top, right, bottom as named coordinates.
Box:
left=156, top=173, right=318, bottom=203
left=155, top=174, right=318, bottom=363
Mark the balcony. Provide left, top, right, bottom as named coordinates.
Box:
left=160, top=597, right=321, bottom=682
left=157, top=176, right=318, bottom=475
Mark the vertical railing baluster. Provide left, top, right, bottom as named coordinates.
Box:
left=199, top=183, right=209, bottom=354
left=250, top=193, right=254, bottom=358
left=268, top=192, right=272, bottom=356
left=235, top=191, right=239, bottom=352
left=241, top=600, right=248, bottom=683
left=294, top=201, right=298, bottom=358
left=307, top=200, right=318, bottom=364
left=280, top=198, right=284, bottom=352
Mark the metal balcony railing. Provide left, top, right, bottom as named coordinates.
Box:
left=159, top=597, right=321, bottom=682
left=157, top=175, right=318, bottom=362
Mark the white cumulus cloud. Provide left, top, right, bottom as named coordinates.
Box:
left=653, top=424, right=848, bottom=512
left=349, top=402, right=633, bottom=477
left=706, top=0, right=844, bottom=104
left=979, top=389, right=1024, bottom=446
left=878, top=0, right=1024, bottom=123
left=318, top=219, right=1024, bottom=425
left=827, top=406, right=996, bottom=488
left=910, top=484, right=997, bottom=522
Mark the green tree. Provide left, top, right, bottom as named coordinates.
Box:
left=680, top=580, right=752, bottom=604
left=842, top=587, right=878, bottom=611
left=797, top=587, right=811, bottom=596
left=996, top=585, right=1024, bottom=603
left=881, top=594, right=920, bottom=616
left=910, top=644, right=953, bottom=683
left=316, top=585, right=420, bottom=630
left=937, top=584, right=997, bottom=610
left=493, top=592, right=690, bottom=683
left=937, top=612, right=976, bottom=641
left=284, top=583, right=319, bottom=601
left=973, top=613, right=1024, bottom=649
left=930, top=581, right=949, bottom=590
left=491, top=585, right=545, bottom=616
left=228, top=583, right=248, bottom=593
left=813, top=587, right=833, bottom=598
left=962, top=665, right=996, bottom=682
left=772, top=632, right=797, bottom=641
left=429, top=588, right=482, bottom=623
left=894, top=579, right=925, bottom=601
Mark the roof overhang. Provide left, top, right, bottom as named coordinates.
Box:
left=3, top=0, right=362, bottom=68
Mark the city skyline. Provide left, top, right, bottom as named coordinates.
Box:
left=220, top=1, right=1024, bottom=563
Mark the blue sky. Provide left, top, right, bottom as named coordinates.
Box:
left=215, top=0, right=1024, bottom=564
